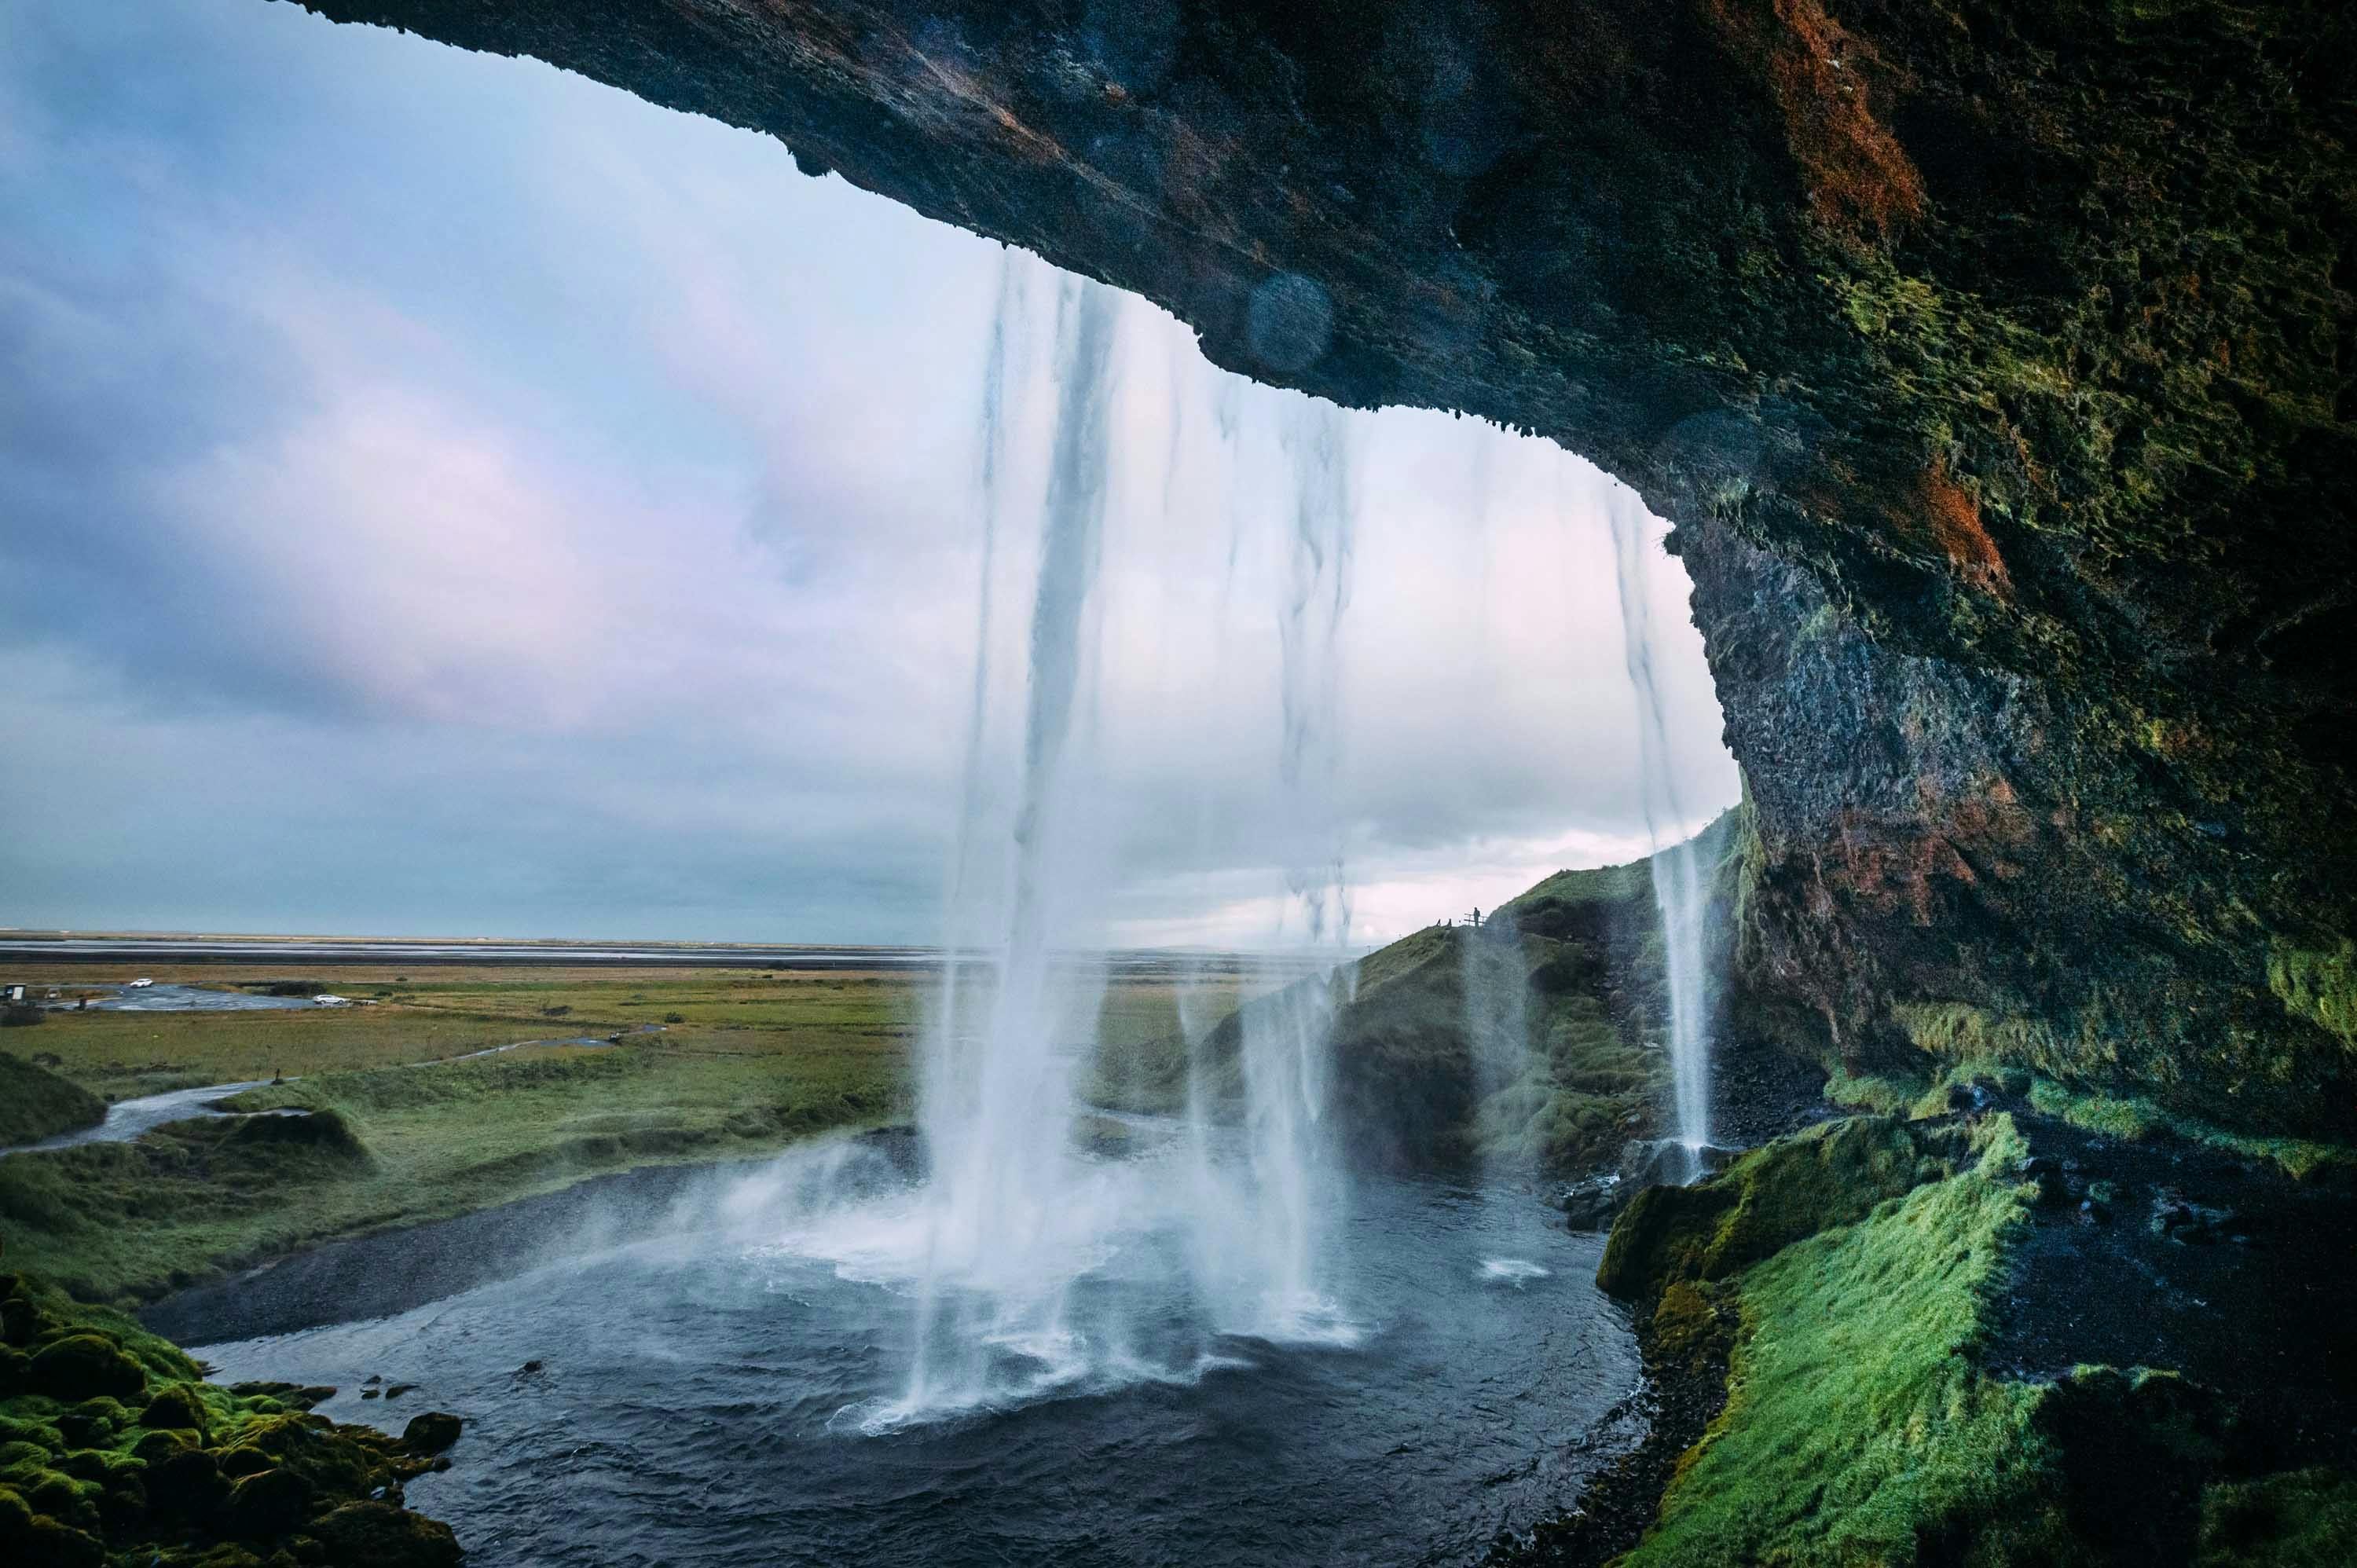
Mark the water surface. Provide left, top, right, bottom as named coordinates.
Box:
left=188, top=1152, right=1637, bottom=1567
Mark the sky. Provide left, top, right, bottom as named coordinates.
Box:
left=0, top=0, right=1740, bottom=950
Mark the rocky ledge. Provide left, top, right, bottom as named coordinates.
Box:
left=1509, top=1106, right=2355, bottom=1564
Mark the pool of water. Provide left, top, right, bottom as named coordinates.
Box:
left=185, top=1144, right=1638, bottom=1567
left=40, top=983, right=332, bottom=1013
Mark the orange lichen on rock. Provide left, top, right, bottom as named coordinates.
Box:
left=1827, top=772, right=2040, bottom=923
left=1703, top=0, right=1926, bottom=240
left=1829, top=817, right=1974, bottom=925
left=1919, top=462, right=2011, bottom=595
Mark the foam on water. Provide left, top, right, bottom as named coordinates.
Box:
left=1480, top=1258, right=1552, bottom=1286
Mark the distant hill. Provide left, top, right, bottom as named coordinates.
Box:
left=1090, top=812, right=1746, bottom=1178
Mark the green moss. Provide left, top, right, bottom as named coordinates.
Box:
left=1590, top=1110, right=2345, bottom=1564
left=2266, top=941, right=2357, bottom=1053
left=1823, top=1064, right=1931, bottom=1115
left=1597, top=1116, right=1956, bottom=1299
left=1891, top=1002, right=2058, bottom=1062
left=1648, top=1280, right=1728, bottom=1378
left=1816, top=1048, right=2353, bottom=1181
left=2023, top=1078, right=2352, bottom=1181
left=137, top=1384, right=209, bottom=1440
left=1626, top=1154, right=2054, bottom=1566
left=0, top=1270, right=458, bottom=1566
left=2200, top=1467, right=2357, bottom=1566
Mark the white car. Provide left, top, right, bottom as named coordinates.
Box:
left=127, top=977, right=154, bottom=988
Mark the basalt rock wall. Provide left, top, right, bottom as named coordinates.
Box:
left=285, top=0, right=2356, bottom=1134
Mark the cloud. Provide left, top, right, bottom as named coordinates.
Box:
left=0, top=0, right=1739, bottom=947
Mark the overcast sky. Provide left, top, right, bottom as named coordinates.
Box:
left=0, top=0, right=1739, bottom=949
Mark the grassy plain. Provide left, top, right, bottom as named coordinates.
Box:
left=0, top=961, right=1261, bottom=1302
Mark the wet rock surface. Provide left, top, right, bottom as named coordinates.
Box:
left=1985, top=1117, right=2357, bottom=1477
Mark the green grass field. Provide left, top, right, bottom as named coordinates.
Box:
left=0, top=962, right=1263, bottom=1303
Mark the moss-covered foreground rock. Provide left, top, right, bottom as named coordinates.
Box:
left=0, top=1271, right=463, bottom=1566
left=1515, top=1113, right=2356, bottom=1566
left=0, top=1054, right=104, bottom=1148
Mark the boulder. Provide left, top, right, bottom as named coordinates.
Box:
left=26, top=1335, right=145, bottom=1404
left=129, top=1428, right=190, bottom=1463
left=1617, top=1138, right=1739, bottom=1190
left=217, top=1444, right=277, bottom=1479
left=2149, top=1187, right=2238, bottom=1245
left=142, top=1445, right=228, bottom=1519
left=1559, top=1171, right=1626, bottom=1232
left=0, top=1486, right=104, bottom=1568
left=399, top=1413, right=461, bottom=1456
left=1598, top=1118, right=1952, bottom=1300
left=2, top=1292, right=57, bottom=1347
left=220, top=1466, right=316, bottom=1540
left=306, top=1500, right=464, bottom=1567
left=139, top=1383, right=210, bottom=1438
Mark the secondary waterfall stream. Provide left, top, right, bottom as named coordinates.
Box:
left=1604, top=483, right=1715, bottom=1175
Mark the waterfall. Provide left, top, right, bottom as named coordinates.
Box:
left=1173, top=391, right=1358, bottom=1341
left=902, top=276, right=1120, bottom=1414
left=929, top=250, right=1027, bottom=1156
left=1460, top=902, right=1531, bottom=1154
left=889, top=281, right=1370, bottom=1423
left=1603, top=482, right=1714, bottom=1177
left=1245, top=397, right=1354, bottom=1331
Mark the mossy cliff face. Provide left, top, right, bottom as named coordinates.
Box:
left=282, top=0, right=2354, bottom=1132
left=1090, top=808, right=1824, bottom=1178
left=1527, top=1112, right=2357, bottom=1566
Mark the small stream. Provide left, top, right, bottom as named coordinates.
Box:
left=2, top=1079, right=293, bottom=1156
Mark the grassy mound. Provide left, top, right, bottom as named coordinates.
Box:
left=1595, top=1115, right=1958, bottom=1299
left=0, top=1054, right=104, bottom=1148
left=0, top=1040, right=901, bottom=1302
left=0, top=1270, right=460, bottom=1566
